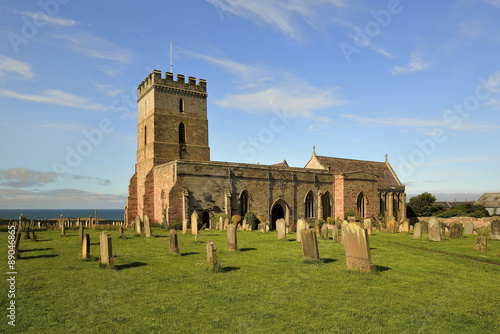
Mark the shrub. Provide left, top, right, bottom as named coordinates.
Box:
left=244, top=211, right=258, bottom=230
left=231, top=215, right=242, bottom=225
left=168, top=221, right=183, bottom=230
left=344, top=208, right=357, bottom=220
left=316, top=218, right=325, bottom=229
left=212, top=212, right=228, bottom=227
left=256, top=215, right=266, bottom=225
left=326, top=217, right=335, bottom=225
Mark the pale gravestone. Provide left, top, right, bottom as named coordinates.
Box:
left=79, top=224, right=84, bottom=243
left=169, top=229, right=179, bottom=255
left=428, top=217, right=441, bottom=242
left=296, top=219, right=307, bottom=242
left=265, top=223, right=270, bottom=232
left=450, top=223, right=463, bottom=238
left=77, top=217, right=81, bottom=227
left=321, top=223, right=328, bottom=239
left=364, top=218, right=372, bottom=236
left=490, top=219, right=500, bottom=240
left=300, top=229, right=320, bottom=262
left=144, top=215, right=152, bottom=237
left=401, top=218, right=410, bottom=235
left=464, top=222, right=474, bottom=235
left=82, top=234, right=90, bottom=259
left=182, top=218, right=188, bottom=235
left=277, top=219, right=286, bottom=240
left=191, top=212, right=199, bottom=237
left=341, top=221, right=348, bottom=244
left=258, top=222, right=266, bottom=233
left=347, top=216, right=357, bottom=223
left=386, top=215, right=396, bottom=233
left=61, top=223, right=66, bottom=236
left=332, top=225, right=339, bottom=242
left=242, top=218, right=247, bottom=230
left=218, top=217, right=224, bottom=231
left=413, top=223, right=422, bottom=239
left=206, top=240, right=218, bottom=270
left=223, top=218, right=230, bottom=230
left=314, top=222, right=321, bottom=236
left=100, top=231, right=113, bottom=267
left=475, top=236, right=487, bottom=251
left=135, top=215, right=142, bottom=235
left=344, top=222, right=372, bottom=272
left=227, top=224, right=238, bottom=251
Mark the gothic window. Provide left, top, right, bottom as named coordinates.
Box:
left=305, top=191, right=314, bottom=218
left=322, top=191, right=331, bottom=220
left=357, top=192, right=365, bottom=218
left=179, top=123, right=186, bottom=159
left=179, top=98, right=184, bottom=113
left=240, top=190, right=249, bottom=216
left=144, top=125, right=147, bottom=145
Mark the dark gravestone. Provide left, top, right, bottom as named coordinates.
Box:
left=474, top=236, right=487, bottom=251
left=300, top=229, right=320, bottom=262
left=169, top=229, right=179, bottom=255
left=344, top=222, right=372, bottom=272
left=79, top=224, right=84, bottom=243
left=23, top=225, right=30, bottom=239
left=450, top=223, right=463, bottom=238
left=420, top=220, right=429, bottom=233
left=119, top=226, right=125, bottom=238
left=490, top=219, right=500, bottom=240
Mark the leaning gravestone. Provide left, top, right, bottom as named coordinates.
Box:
left=344, top=222, right=372, bottom=272
left=450, top=223, right=463, bottom=238
left=332, top=225, right=339, bottom=242
left=135, top=215, right=142, bottom=235
left=100, top=231, right=113, bottom=267
left=296, top=219, right=307, bottom=242
left=386, top=215, right=396, bottom=233
left=277, top=219, right=286, bottom=240
left=464, top=222, right=474, bottom=235
left=227, top=224, right=238, bottom=251
left=169, top=229, right=179, bottom=255
left=474, top=236, right=487, bottom=251
left=191, top=211, right=199, bottom=236
left=300, top=229, right=320, bottom=262
left=321, top=223, right=328, bottom=239
left=144, top=215, right=152, bottom=237
left=206, top=240, right=218, bottom=270
left=82, top=234, right=90, bottom=259
left=490, top=219, right=500, bottom=240
left=401, top=218, right=410, bottom=235
left=428, top=217, right=441, bottom=241
left=79, top=224, right=84, bottom=243
left=364, top=218, right=372, bottom=236
left=258, top=222, right=266, bottom=233
left=413, top=223, right=422, bottom=239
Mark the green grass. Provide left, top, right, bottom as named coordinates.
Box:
left=2, top=227, right=500, bottom=333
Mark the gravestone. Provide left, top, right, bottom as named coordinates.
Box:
left=420, top=220, right=429, bottom=233
left=79, top=224, right=84, bottom=243
left=474, top=236, right=487, bottom=251
left=450, top=223, right=463, bottom=238
left=182, top=218, right=188, bottom=235
left=265, top=223, right=270, bottom=232
left=89, top=215, right=94, bottom=229
left=364, top=218, right=372, bottom=236
left=332, top=225, right=339, bottom=242
left=258, top=222, right=266, bottom=233
left=24, top=225, right=30, bottom=239
left=100, top=231, right=113, bottom=267
left=401, top=219, right=410, bottom=235
left=341, top=221, right=348, bottom=244
left=206, top=240, right=218, bottom=270
left=82, top=234, right=90, bottom=259
left=77, top=217, right=80, bottom=227
left=314, top=221, right=321, bottom=236
left=321, top=223, right=328, bottom=239
left=31, top=228, right=37, bottom=242
left=219, top=217, right=224, bottom=231
left=135, top=215, right=142, bottom=234
left=119, top=226, right=124, bottom=238
left=277, top=219, right=286, bottom=240
left=144, top=215, right=152, bottom=237
left=296, top=219, right=307, bottom=242
left=191, top=212, right=199, bottom=236
left=490, top=219, right=500, bottom=240
left=300, top=229, right=320, bottom=262
left=242, top=218, right=247, bottom=230
left=169, top=229, right=179, bottom=255
left=386, top=215, right=396, bottom=233
left=61, top=223, right=65, bottom=236
left=464, top=222, right=474, bottom=235
left=413, top=223, right=422, bottom=239
left=227, top=224, right=238, bottom=251
left=347, top=216, right=357, bottom=223
left=224, top=218, right=230, bottom=230
left=428, top=217, right=441, bottom=241
left=344, top=222, right=372, bottom=272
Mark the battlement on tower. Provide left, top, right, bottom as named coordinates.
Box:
left=137, top=70, right=207, bottom=100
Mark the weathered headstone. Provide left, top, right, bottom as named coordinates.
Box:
left=89, top=215, right=94, bottom=229
left=347, top=216, right=357, bottom=223
left=363, top=218, right=372, bottom=236
left=82, top=234, right=90, bottom=259
left=135, top=215, right=142, bottom=235
left=420, top=221, right=429, bottom=233
left=61, top=223, right=66, bottom=236
left=182, top=218, right=188, bottom=234
left=331, top=225, right=339, bottom=242
left=386, top=215, right=396, bottom=233
left=169, top=229, right=179, bottom=255
left=191, top=212, right=199, bottom=236
left=144, top=215, right=152, bottom=237
left=341, top=220, right=348, bottom=244
left=206, top=240, right=218, bottom=270
left=99, top=231, right=113, bottom=267
left=321, top=223, right=328, bottom=239
left=265, top=223, right=270, bottom=232
left=218, top=217, right=224, bottom=231
left=428, top=217, right=441, bottom=242
left=296, top=219, right=307, bottom=242
left=450, top=223, right=463, bottom=238
left=413, top=223, right=422, bottom=239
left=314, top=221, right=321, bottom=236
left=79, top=224, right=84, bottom=243
left=223, top=218, right=230, bottom=230
left=77, top=217, right=81, bottom=227
left=227, top=224, right=238, bottom=251
left=464, top=222, right=474, bottom=235
left=242, top=218, right=247, bottom=230
left=474, top=236, right=487, bottom=251
left=490, top=219, right=500, bottom=240
left=23, top=225, right=30, bottom=239
left=119, top=226, right=124, bottom=238
left=258, top=222, right=266, bottom=233
left=31, top=227, right=37, bottom=242
left=344, top=222, right=372, bottom=272
left=300, top=229, right=320, bottom=262
left=401, top=218, right=410, bottom=235
left=277, top=218, right=287, bottom=240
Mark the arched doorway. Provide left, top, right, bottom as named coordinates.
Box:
left=322, top=191, right=331, bottom=220
left=357, top=192, right=365, bottom=218
left=202, top=211, right=210, bottom=229
left=270, top=199, right=289, bottom=231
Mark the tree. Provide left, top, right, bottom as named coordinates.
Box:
left=408, top=192, right=444, bottom=217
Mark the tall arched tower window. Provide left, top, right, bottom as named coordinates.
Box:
left=240, top=190, right=249, bottom=216
left=179, top=98, right=184, bottom=113
left=305, top=191, right=314, bottom=218
left=179, top=123, right=186, bottom=159
left=357, top=192, right=365, bottom=218
left=322, top=191, right=331, bottom=220
left=144, top=125, right=147, bottom=145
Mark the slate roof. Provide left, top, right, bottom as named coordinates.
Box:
left=315, top=156, right=401, bottom=186
left=475, top=193, right=500, bottom=208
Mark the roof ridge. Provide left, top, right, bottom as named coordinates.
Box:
left=317, top=155, right=384, bottom=164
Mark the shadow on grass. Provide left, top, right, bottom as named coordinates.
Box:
left=181, top=252, right=199, bottom=257
left=20, top=248, right=53, bottom=253
left=219, top=266, right=240, bottom=273
left=239, top=248, right=257, bottom=252
left=153, top=235, right=167, bottom=238
left=373, top=265, right=391, bottom=272
left=287, top=239, right=297, bottom=242
left=21, top=254, right=59, bottom=260
left=321, top=258, right=337, bottom=264
left=115, top=262, right=147, bottom=270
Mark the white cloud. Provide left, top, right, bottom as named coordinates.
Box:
left=482, top=0, right=500, bottom=7
left=40, top=123, right=85, bottom=131
left=0, top=55, right=34, bottom=78
left=0, top=168, right=111, bottom=188
left=94, top=83, right=122, bottom=97
left=20, top=11, right=76, bottom=26
left=347, top=33, right=393, bottom=59
left=392, top=53, right=430, bottom=74
left=0, top=88, right=110, bottom=111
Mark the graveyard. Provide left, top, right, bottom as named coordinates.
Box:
left=3, top=223, right=500, bottom=333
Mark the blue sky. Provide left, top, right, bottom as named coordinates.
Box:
left=0, top=0, right=499, bottom=209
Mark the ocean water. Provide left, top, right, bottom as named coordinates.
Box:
left=0, top=209, right=124, bottom=221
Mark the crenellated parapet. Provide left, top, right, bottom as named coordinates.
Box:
left=137, top=70, right=207, bottom=100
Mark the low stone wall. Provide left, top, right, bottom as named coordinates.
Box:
left=414, top=216, right=495, bottom=228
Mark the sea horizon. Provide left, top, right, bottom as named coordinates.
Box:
left=0, top=209, right=125, bottom=221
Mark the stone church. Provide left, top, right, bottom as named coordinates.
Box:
left=125, top=70, right=406, bottom=228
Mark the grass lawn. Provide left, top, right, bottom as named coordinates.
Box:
left=2, top=226, right=500, bottom=333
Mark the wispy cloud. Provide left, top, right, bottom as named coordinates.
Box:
left=20, top=11, right=77, bottom=26
left=347, top=32, right=393, bottom=59
left=94, top=83, right=123, bottom=97
left=481, top=0, right=500, bottom=7
left=0, top=88, right=110, bottom=111
left=40, top=123, right=85, bottom=132
left=182, top=49, right=348, bottom=120
left=423, top=156, right=500, bottom=167
left=392, top=53, right=430, bottom=74
left=0, top=55, right=34, bottom=78
left=0, top=168, right=111, bottom=188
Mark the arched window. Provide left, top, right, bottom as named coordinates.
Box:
left=179, top=123, right=186, bottom=159
left=305, top=191, right=314, bottom=218
left=144, top=125, right=147, bottom=145
left=322, top=191, right=331, bottom=220
left=179, top=98, right=184, bottom=113
left=240, top=190, right=249, bottom=216
left=357, top=192, right=365, bottom=218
